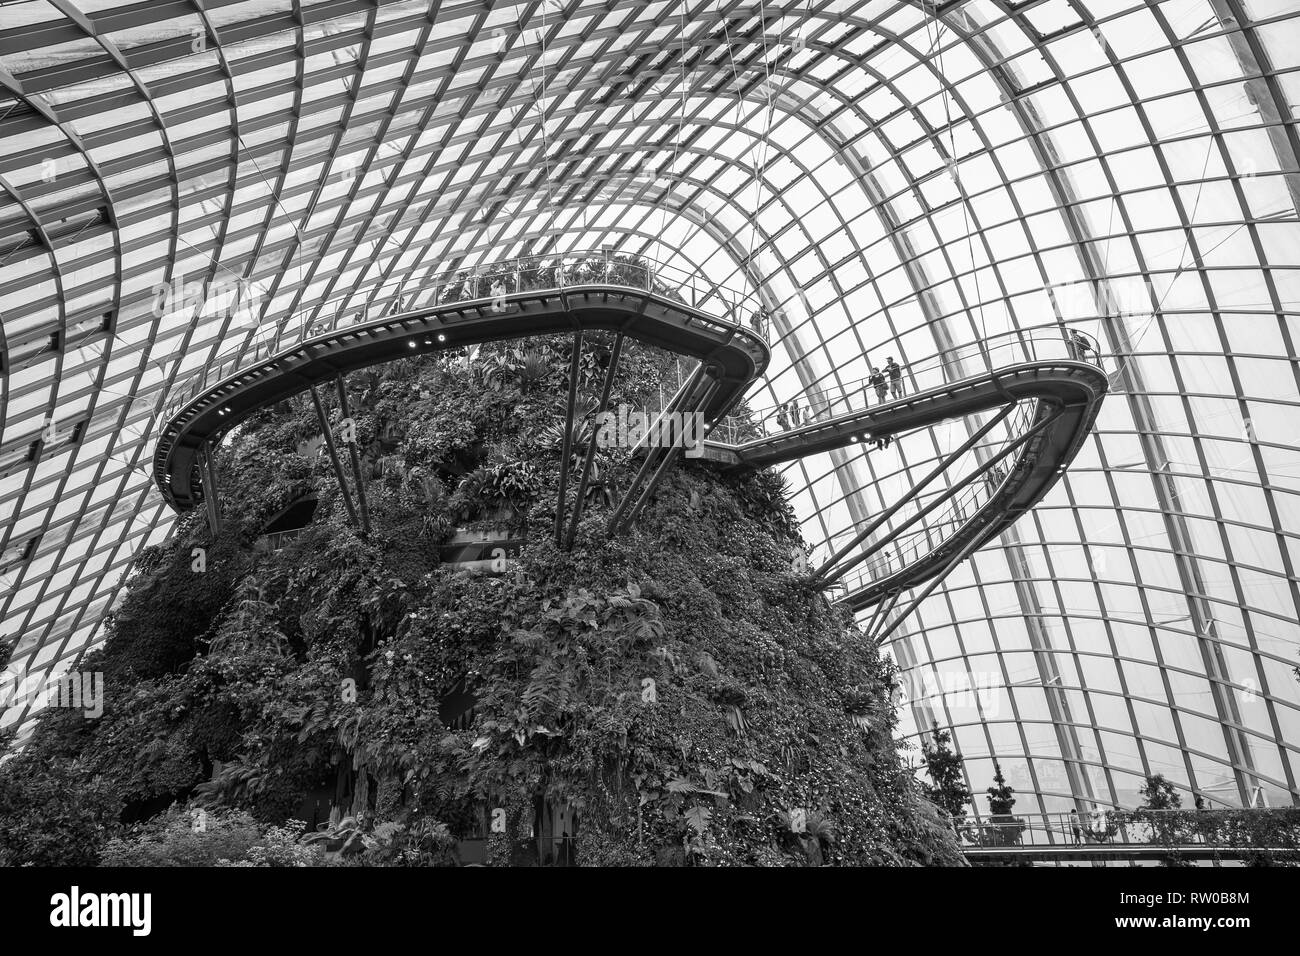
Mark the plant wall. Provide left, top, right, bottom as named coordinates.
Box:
left=2, top=333, right=963, bottom=867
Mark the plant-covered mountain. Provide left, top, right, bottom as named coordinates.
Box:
left=1, top=327, right=964, bottom=867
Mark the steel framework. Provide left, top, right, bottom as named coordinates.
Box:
left=2, top=1, right=1298, bottom=815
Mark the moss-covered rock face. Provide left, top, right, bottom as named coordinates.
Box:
left=7, top=336, right=963, bottom=866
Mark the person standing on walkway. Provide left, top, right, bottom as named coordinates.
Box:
left=1069, top=808, right=1082, bottom=845
left=1070, top=329, right=1094, bottom=364
left=789, top=398, right=801, bottom=428
left=885, top=357, right=903, bottom=399
left=776, top=403, right=790, bottom=431
left=869, top=367, right=887, bottom=404
left=1090, top=806, right=1108, bottom=843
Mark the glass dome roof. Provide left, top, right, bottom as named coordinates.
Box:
left=1, top=0, right=1297, bottom=812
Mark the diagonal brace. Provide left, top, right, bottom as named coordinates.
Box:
left=554, top=331, right=584, bottom=545
left=310, top=384, right=360, bottom=529
left=334, top=374, right=371, bottom=536
left=564, top=332, right=624, bottom=550
left=820, top=405, right=1061, bottom=587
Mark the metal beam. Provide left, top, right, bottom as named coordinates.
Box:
left=875, top=530, right=990, bottom=645
left=606, top=361, right=708, bottom=535
left=310, top=384, right=359, bottom=529
left=554, top=330, right=584, bottom=546
left=201, top=445, right=221, bottom=537
left=814, top=403, right=1015, bottom=580
left=334, top=374, right=371, bottom=536
left=821, top=408, right=1055, bottom=587
left=820, top=406, right=1058, bottom=586
left=618, top=376, right=723, bottom=533
left=565, top=332, right=624, bottom=550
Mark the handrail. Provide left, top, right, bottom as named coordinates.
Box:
left=831, top=400, right=1040, bottom=595
left=154, top=266, right=1105, bottom=618
left=157, top=251, right=768, bottom=432
left=960, top=807, right=1300, bottom=852
left=710, top=328, right=1105, bottom=444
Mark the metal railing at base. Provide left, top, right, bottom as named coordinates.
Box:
left=960, top=807, right=1300, bottom=853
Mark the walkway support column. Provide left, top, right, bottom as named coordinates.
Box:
left=334, top=374, right=371, bottom=536
left=554, top=331, right=584, bottom=546
left=618, top=376, right=722, bottom=534
left=565, top=333, right=623, bottom=550
left=606, top=362, right=707, bottom=535
left=310, top=384, right=360, bottom=529
left=814, top=404, right=1015, bottom=581
left=201, top=444, right=221, bottom=537
left=822, top=407, right=1060, bottom=587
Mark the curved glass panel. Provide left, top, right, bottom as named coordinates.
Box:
left=1, top=0, right=1297, bottom=815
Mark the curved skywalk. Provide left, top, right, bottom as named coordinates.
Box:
left=155, top=273, right=1105, bottom=629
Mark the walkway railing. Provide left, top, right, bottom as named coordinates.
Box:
left=709, top=327, right=1105, bottom=445
left=833, top=399, right=1038, bottom=595
left=156, top=251, right=766, bottom=442
left=961, top=807, right=1300, bottom=855
left=701, top=329, right=1105, bottom=598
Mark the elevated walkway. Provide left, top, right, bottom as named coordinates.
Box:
left=716, top=359, right=1105, bottom=611
left=152, top=260, right=1106, bottom=621
left=154, top=281, right=767, bottom=511
left=960, top=808, right=1299, bottom=865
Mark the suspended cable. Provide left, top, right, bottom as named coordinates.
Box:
left=745, top=0, right=776, bottom=278
left=926, top=3, right=990, bottom=363
left=652, top=0, right=689, bottom=267
left=1104, top=134, right=1218, bottom=387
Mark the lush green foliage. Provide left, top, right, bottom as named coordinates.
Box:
left=921, top=726, right=971, bottom=828
left=2, top=334, right=963, bottom=866
left=979, top=762, right=1025, bottom=847
left=0, top=746, right=116, bottom=866
left=986, top=763, right=1016, bottom=816
left=1105, top=807, right=1300, bottom=866
left=1138, top=773, right=1182, bottom=810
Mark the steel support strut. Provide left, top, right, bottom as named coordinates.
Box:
left=862, top=588, right=903, bottom=644
left=334, top=375, right=371, bottom=536
left=618, top=376, right=722, bottom=534
left=564, top=332, right=624, bottom=550
left=814, top=404, right=1016, bottom=581
left=605, top=361, right=708, bottom=535
left=554, top=331, right=584, bottom=546
left=820, top=406, right=1062, bottom=587
left=873, top=531, right=990, bottom=644
left=310, top=384, right=360, bottom=529
left=201, top=444, right=221, bottom=537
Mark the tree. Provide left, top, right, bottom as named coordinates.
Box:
left=1138, top=773, right=1182, bottom=810
left=983, top=762, right=1025, bottom=847
left=986, top=762, right=1016, bottom=816
left=921, top=726, right=971, bottom=827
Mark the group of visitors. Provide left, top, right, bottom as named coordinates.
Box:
left=774, top=399, right=804, bottom=431
left=774, top=397, right=840, bottom=430
left=1068, top=806, right=1112, bottom=845
left=866, top=357, right=904, bottom=403
left=766, top=356, right=909, bottom=449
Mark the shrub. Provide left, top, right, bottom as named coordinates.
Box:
left=100, top=808, right=265, bottom=867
